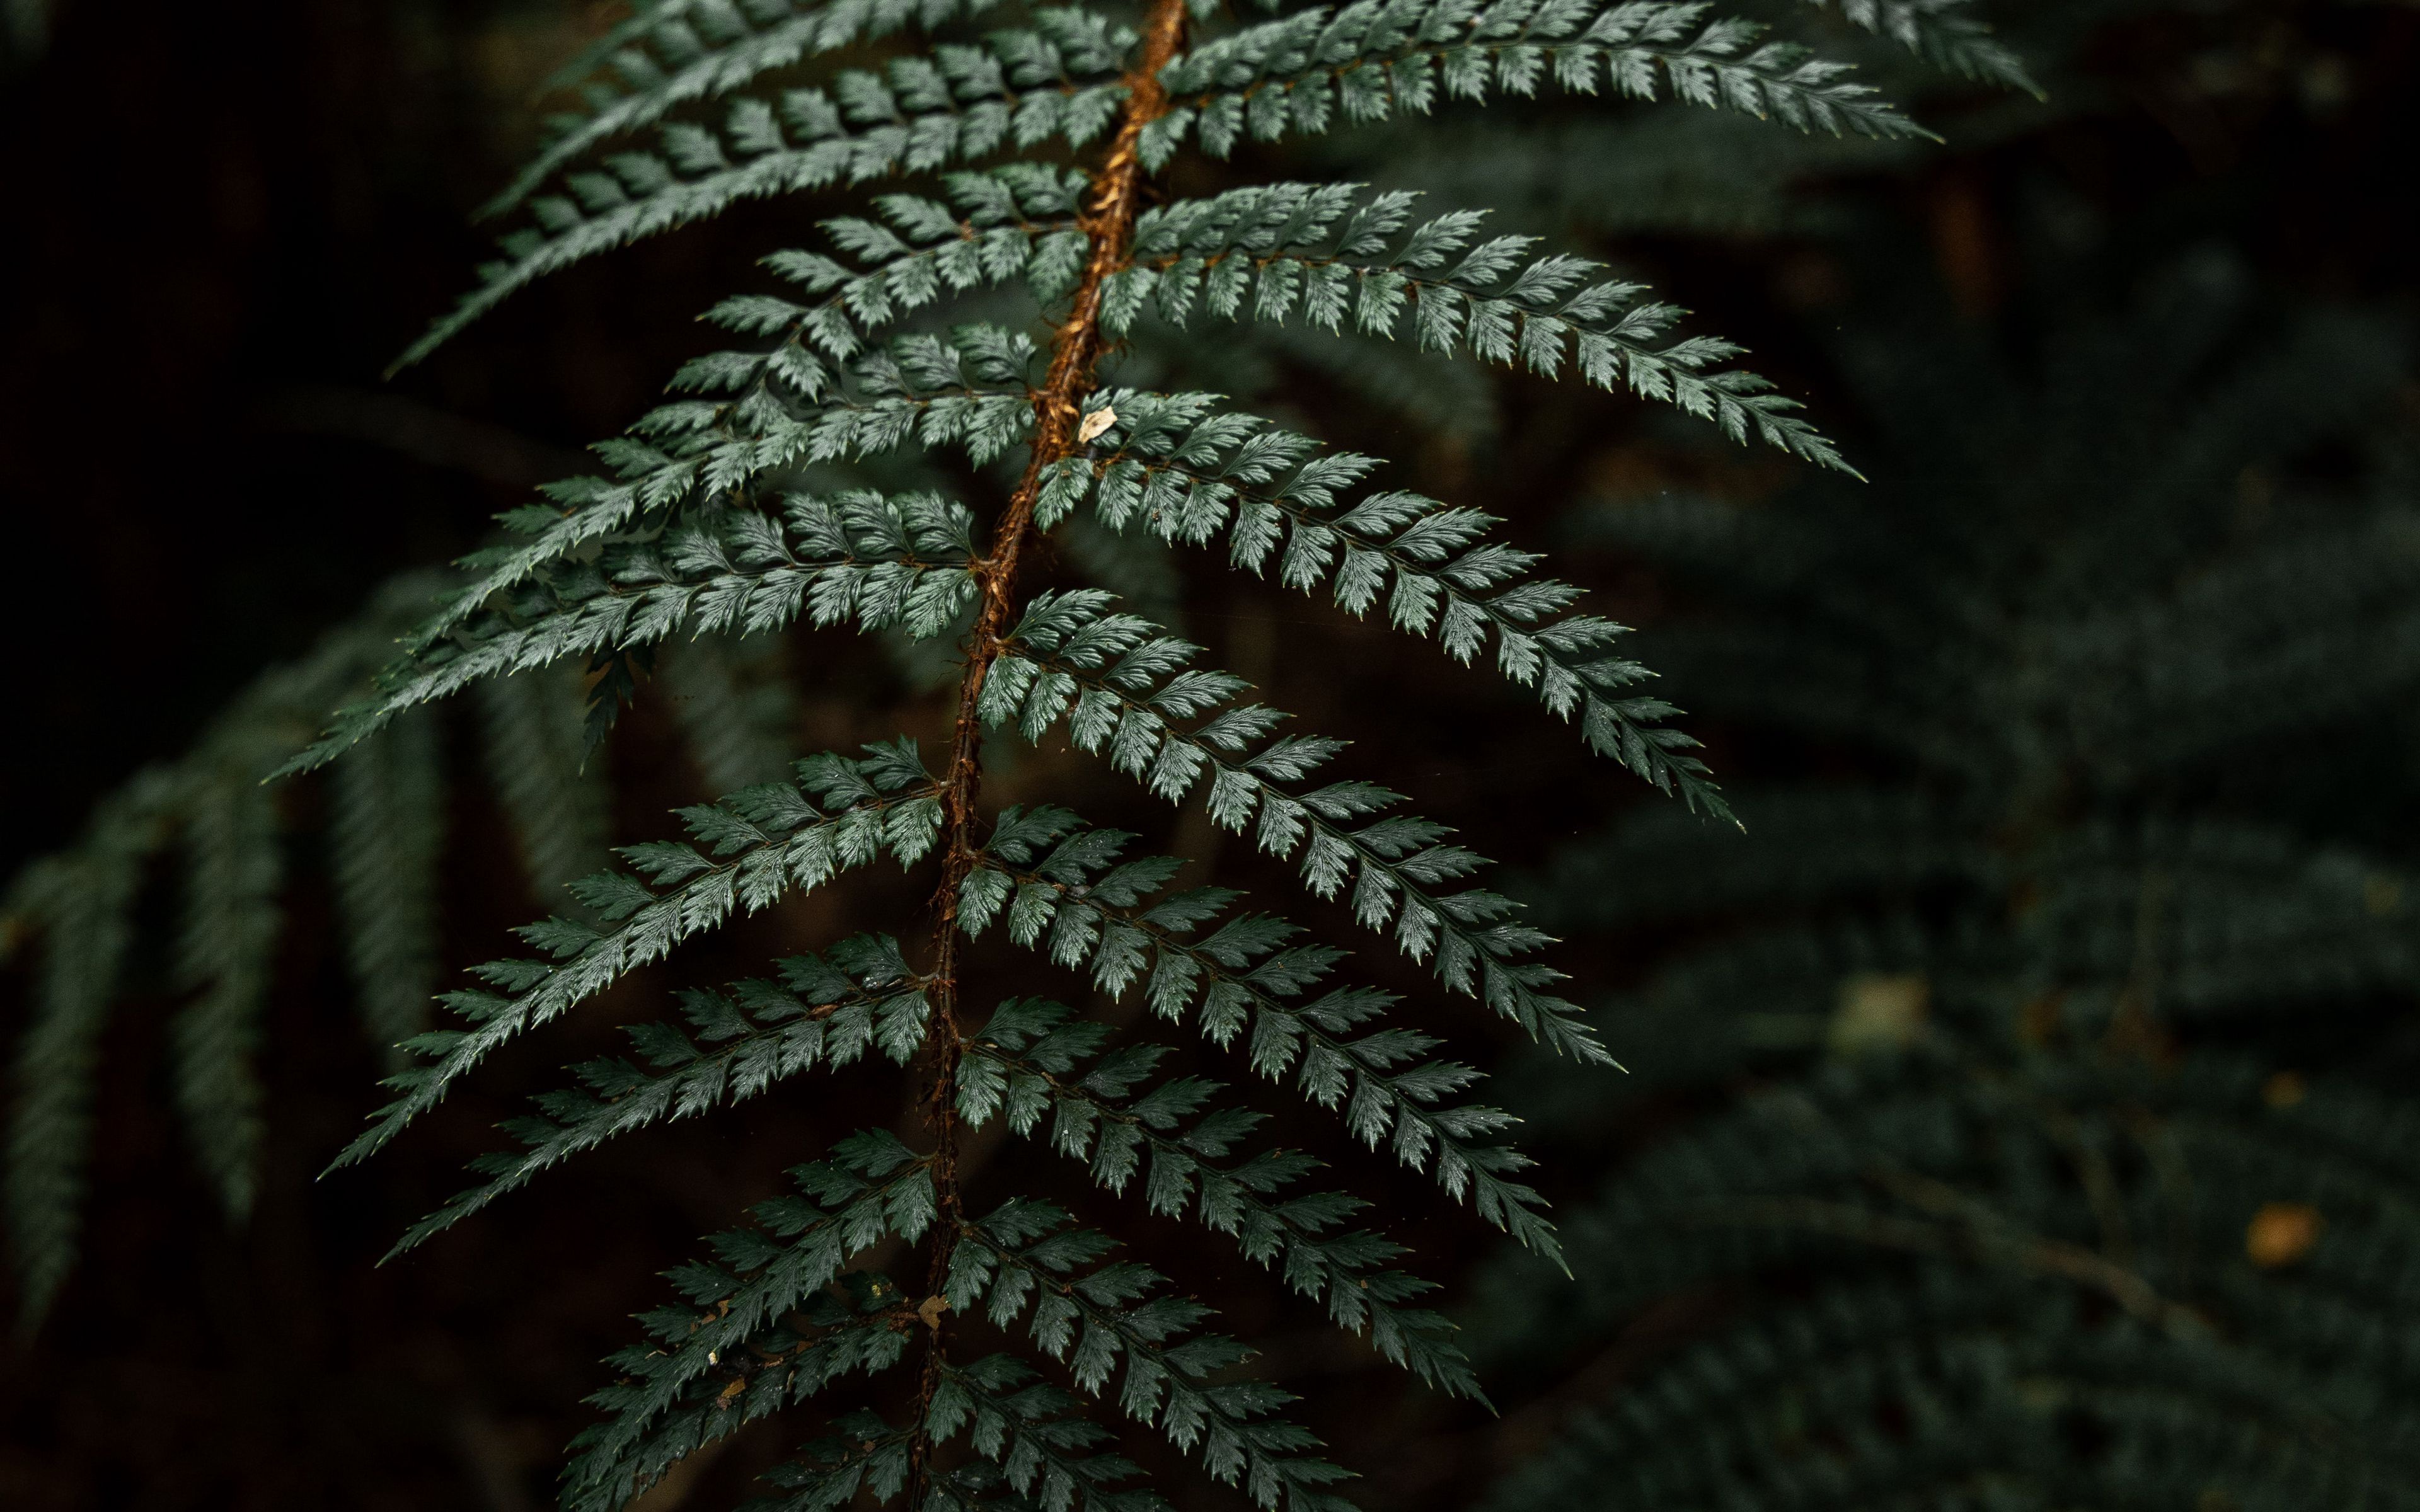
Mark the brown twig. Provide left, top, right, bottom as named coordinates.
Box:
left=902, top=0, right=1194, bottom=1498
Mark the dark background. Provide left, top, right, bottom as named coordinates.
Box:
left=3, top=1, right=2414, bottom=1508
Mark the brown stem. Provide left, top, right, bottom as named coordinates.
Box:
left=903, top=0, right=1192, bottom=1498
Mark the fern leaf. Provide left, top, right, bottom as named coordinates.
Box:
left=224, top=0, right=1939, bottom=1498
left=329, top=708, right=447, bottom=1062
left=400, top=22, right=1129, bottom=367
left=562, top=1130, right=938, bottom=1512
left=168, top=777, right=285, bottom=1221
left=282, top=329, right=1039, bottom=777
left=2, top=575, right=465, bottom=1318
left=987, top=590, right=1605, bottom=1062
left=947, top=1200, right=1356, bottom=1512
left=1151, top=0, right=1932, bottom=168
left=1490, top=1051, right=2420, bottom=1509
left=1794, top=0, right=2039, bottom=95
left=1043, top=389, right=1736, bottom=808
left=351, top=491, right=981, bottom=748
left=3, top=784, right=163, bottom=1320
left=326, top=744, right=942, bottom=1169
left=959, top=997, right=1477, bottom=1395
left=662, top=632, right=801, bottom=794
left=960, top=808, right=1557, bottom=1258
left=1098, top=185, right=1848, bottom=471
left=475, top=666, right=611, bottom=901
left=489, top=0, right=1008, bottom=219
left=926, top=1356, right=1168, bottom=1512
left=396, top=936, right=928, bottom=1250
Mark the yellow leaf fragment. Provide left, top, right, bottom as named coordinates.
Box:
left=2245, top=1201, right=2322, bottom=1268
left=1828, top=973, right=1928, bottom=1055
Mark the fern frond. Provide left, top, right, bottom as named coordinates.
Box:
left=490, top=0, right=1008, bottom=220
left=1149, top=0, right=1931, bottom=168
left=674, top=168, right=1092, bottom=370
left=2025, top=819, right=2420, bottom=1019
left=946, top=1199, right=1357, bottom=1512
left=1461, top=248, right=2420, bottom=1512
left=1489, top=1050, right=2420, bottom=1508
left=3, top=780, right=164, bottom=1320
left=328, top=742, right=942, bottom=1169
left=285, top=330, right=1039, bottom=776
left=329, top=709, right=447, bottom=1060
left=353, top=491, right=981, bottom=743
left=661, top=631, right=802, bottom=794
left=744, top=1410, right=921, bottom=1512
left=398, top=936, right=929, bottom=1251
left=401, top=23, right=1128, bottom=367
left=961, top=807, right=1556, bottom=1256
left=1541, top=785, right=2420, bottom=1026
left=1794, top=0, right=2038, bottom=94
left=958, top=997, right=1477, bottom=1395
left=2046, top=501, right=2420, bottom=778
left=6, top=555, right=1010, bottom=1320
left=167, top=777, right=284, bottom=1221
left=562, top=1129, right=938, bottom=1511
left=1488, top=1268, right=2419, bottom=1512
left=1589, top=294, right=2418, bottom=792
left=475, top=666, right=611, bottom=899
left=7, top=578, right=441, bottom=1314
left=1040, top=389, right=1734, bottom=807
left=231, top=0, right=1936, bottom=1498
left=985, top=590, right=1604, bottom=1061
left=535, top=0, right=726, bottom=96
left=1098, top=186, right=1848, bottom=470
left=925, top=1355, right=1167, bottom=1512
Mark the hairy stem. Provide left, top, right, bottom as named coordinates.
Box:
left=905, top=0, right=1192, bottom=1497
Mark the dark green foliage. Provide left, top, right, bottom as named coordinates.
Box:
left=1797, top=0, right=2036, bottom=92
left=4, top=780, right=154, bottom=1322
left=0, top=574, right=801, bottom=1318
left=1485, top=1050, right=2420, bottom=1509
left=331, top=707, right=448, bottom=1062
left=1097, top=186, right=1853, bottom=468
left=962, top=805, right=1553, bottom=1272
left=1146, top=0, right=1933, bottom=160
left=400, top=934, right=930, bottom=1249
left=1470, top=260, right=2420, bottom=1508
left=1, top=0, right=2043, bottom=1501
left=1035, top=392, right=1734, bottom=804
left=331, top=740, right=945, bottom=1170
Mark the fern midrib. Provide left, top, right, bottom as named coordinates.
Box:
left=909, top=0, right=1194, bottom=1494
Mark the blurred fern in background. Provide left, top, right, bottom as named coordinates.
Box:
left=1475, top=244, right=2420, bottom=1508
